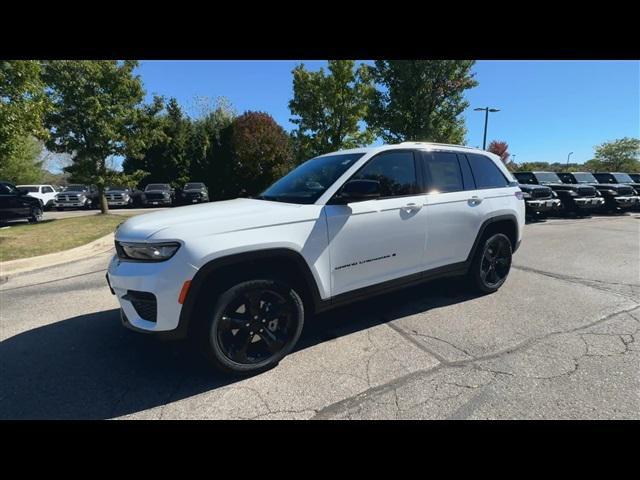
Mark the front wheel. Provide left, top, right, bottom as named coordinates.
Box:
left=202, top=278, right=305, bottom=375
left=28, top=206, right=43, bottom=223
left=468, top=233, right=513, bottom=293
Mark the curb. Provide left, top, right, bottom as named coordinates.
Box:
left=0, top=232, right=115, bottom=278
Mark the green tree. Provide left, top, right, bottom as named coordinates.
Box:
left=43, top=60, right=149, bottom=214
left=366, top=60, right=478, bottom=144
left=221, top=111, right=293, bottom=198
left=0, top=135, right=44, bottom=184
left=0, top=61, right=49, bottom=171
left=289, top=60, right=374, bottom=161
left=584, top=137, right=640, bottom=172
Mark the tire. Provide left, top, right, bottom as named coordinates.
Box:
left=28, top=206, right=43, bottom=223
left=201, top=278, right=305, bottom=375
left=468, top=233, right=513, bottom=294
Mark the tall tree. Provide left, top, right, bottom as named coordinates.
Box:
left=43, top=60, right=148, bottom=214
left=366, top=60, right=478, bottom=144
left=221, top=111, right=293, bottom=198
left=584, top=137, right=640, bottom=172
left=0, top=135, right=44, bottom=184
left=488, top=140, right=510, bottom=164
left=289, top=60, right=374, bottom=161
left=0, top=60, right=49, bottom=171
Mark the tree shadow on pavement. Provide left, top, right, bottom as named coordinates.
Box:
left=0, top=277, right=482, bottom=419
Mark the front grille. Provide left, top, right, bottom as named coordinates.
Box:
left=185, top=192, right=201, bottom=198
left=616, top=186, right=633, bottom=195
left=531, top=188, right=552, bottom=199
left=123, top=290, right=157, bottom=322
left=57, top=194, right=79, bottom=201
left=145, top=192, right=167, bottom=200
left=577, top=186, right=596, bottom=197
left=107, top=193, right=124, bottom=200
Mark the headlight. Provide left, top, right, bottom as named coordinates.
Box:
left=567, top=191, right=578, bottom=197
left=522, top=192, right=531, bottom=199
left=77, top=194, right=86, bottom=200
left=117, top=241, right=180, bottom=261
left=551, top=191, right=558, bottom=198
left=122, top=193, right=130, bottom=200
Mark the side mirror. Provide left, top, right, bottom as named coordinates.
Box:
left=339, top=179, right=381, bottom=202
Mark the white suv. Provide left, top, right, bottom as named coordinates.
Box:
left=16, top=184, right=58, bottom=210
left=107, top=143, right=525, bottom=374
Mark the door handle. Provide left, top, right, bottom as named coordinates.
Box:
left=402, top=203, right=422, bottom=212
left=468, top=196, right=483, bottom=206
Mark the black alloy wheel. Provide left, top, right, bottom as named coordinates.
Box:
left=470, top=233, right=513, bottom=293
left=205, top=279, right=304, bottom=375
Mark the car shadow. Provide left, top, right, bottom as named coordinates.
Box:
left=0, top=277, right=483, bottom=419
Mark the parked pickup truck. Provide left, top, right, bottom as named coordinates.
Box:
left=142, top=183, right=174, bottom=207
left=55, top=184, right=99, bottom=210
left=108, top=142, right=525, bottom=374
left=558, top=172, right=639, bottom=213
left=105, top=186, right=143, bottom=208
left=16, top=184, right=58, bottom=210
left=513, top=171, right=604, bottom=215
left=178, top=182, right=209, bottom=205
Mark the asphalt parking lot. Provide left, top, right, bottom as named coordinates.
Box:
left=1, top=213, right=638, bottom=419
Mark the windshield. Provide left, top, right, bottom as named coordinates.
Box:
left=613, top=173, right=634, bottom=183
left=572, top=173, right=597, bottom=183
left=146, top=184, right=169, bottom=191
left=0, top=183, right=18, bottom=194
left=18, top=186, right=39, bottom=192
left=259, top=153, right=365, bottom=204
left=184, top=183, right=204, bottom=190
left=107, top=186, right=127, bottom=191
left=534, top=172, right=561, bottom=184
left=66, top=185, right=87, bottom=192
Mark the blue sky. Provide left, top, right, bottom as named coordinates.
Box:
left=135, top=60, right=639, bottom=165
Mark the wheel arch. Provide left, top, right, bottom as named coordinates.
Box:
left=466, top=214, right=520, bottom=264
left=177, top=248, right=323, bottom=339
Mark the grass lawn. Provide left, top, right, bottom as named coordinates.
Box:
left=0, top=214, right=124, bottom=262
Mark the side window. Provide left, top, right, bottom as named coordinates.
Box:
left=43, top=186, right=53, bottom=193
left=423, top=152, right=464, bottom=193
left=352, top=151, right=418, bottom=198
left=467, top=154, right=509, bottom=189
left=514, top=173, right=535, bottom=184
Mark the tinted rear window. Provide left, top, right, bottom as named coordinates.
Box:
left=467, top=154, right=509, bottom=189
left=423, top=152, right=464, bottom=193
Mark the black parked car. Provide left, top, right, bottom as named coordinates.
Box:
left=0, top=181, right=43, bottom=223
left=628, top=173, right=640, bottom=183
left=54, top=184, right=99, bottom=210
left=558, top=172, right=639, bottom=213
left=142, top=183, right=175, bottom=207
left=513, top=171, right=604, bottom=216
left=516, top=182, right=561, bottom=220
left=178, top=182, right=209, bottom=205
left=105, top=186, right=144, bottom=208
left=592, top=172, right=640, bottom=212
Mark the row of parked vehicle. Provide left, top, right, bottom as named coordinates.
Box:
left=514, top=171, right=640, bottom=219
left=12, top=181, right=210, bottom=212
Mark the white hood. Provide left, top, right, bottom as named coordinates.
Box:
left=116, top=198, right=321, bottom=242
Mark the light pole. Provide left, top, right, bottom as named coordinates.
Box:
left=474, top=107, right=500, bottom=150
left=567, top=151, right=573, bottom=166
left=511, top=154, right=516, bottom=165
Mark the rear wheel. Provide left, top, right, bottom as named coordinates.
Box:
left=201, top=278, right=304, bottom=375
left=469, top=233, right=512, bottom=293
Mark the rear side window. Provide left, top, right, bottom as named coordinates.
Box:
left=423, top=152, right=464, bottom=193
left=352, top=151, right=418, bottom=197
left=467, top=154, right=509, bottom=189
left=514, top=172, right=536, bottom=184
left=593, top=173, right=615, bottom=183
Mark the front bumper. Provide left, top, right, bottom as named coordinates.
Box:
left=613, top=195, right=640, bottom=208
left=525, top=198, right=561, bottom=212
left=107, top=200, right=130, bottom=206
left=55, top=201, right=86, bottom=208
left=106, top=253, right=198, bottom=333
left=143, top=198, right=172, bottom=206
left=574, top=197, right=605, bottom=208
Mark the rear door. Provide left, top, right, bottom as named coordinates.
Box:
left=464, top=152, right=516, bottom=215
left=421, top=150, right=490, bottom=270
